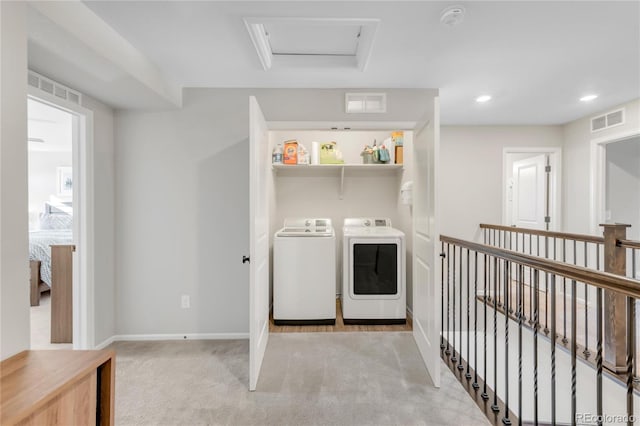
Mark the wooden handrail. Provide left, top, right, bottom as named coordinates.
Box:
left=440, top=235, right=640, bottom=299
left=619, top=239, right=640, bottom=250
left=479, top=223, right=605, bottom=244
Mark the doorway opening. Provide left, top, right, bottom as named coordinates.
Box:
left=591, top=130, right=640, bottom=238
left=27, top=90, right=94, bottom=350
left=503, top=148, right=562, bottom=231
left=28, top=98, right=75, bottom=349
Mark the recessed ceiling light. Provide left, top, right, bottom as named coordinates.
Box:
left=476, top=95, right=492, bottom=103
left=580, top=94, right=598, bottom=102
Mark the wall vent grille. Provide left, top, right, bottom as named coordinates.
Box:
left=27, top=71, right=82, bottom=106
left=591, top=108, right=625, bottom=132
left=345, top=92, right=387, bottom=113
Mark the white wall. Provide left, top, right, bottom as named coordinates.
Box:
left=439, top=126, right=564, bottom=242
left=606, top=137, right=640, bottom=241
left=0, top=1, right=29, bottom=360
left=114, top=88, right=435, bottom=336
left=0, top=2, right=116, bottom=355
left=563, top=98, right=640, bottom=234
left=28, top=151, right=72, bottom=219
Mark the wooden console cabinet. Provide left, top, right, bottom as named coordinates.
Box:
left=1, top=350, right=115, bottom=425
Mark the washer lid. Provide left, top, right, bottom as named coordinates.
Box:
left=283, top=218, right=332, bottom=228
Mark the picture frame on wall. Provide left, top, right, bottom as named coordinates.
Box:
left=57, top=166, right=72, bottom=196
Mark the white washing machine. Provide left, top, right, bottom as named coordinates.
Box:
left=342, top=218, right=406, bottom=324
left=274, top=218, right=336, bottom=325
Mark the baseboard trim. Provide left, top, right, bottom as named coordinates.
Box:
left=94, top=335, right=116, bottom=350
left=94, top=333, right=249, bottom=348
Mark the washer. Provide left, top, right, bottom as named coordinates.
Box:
left=342, top=218, right=406, bottom=324
left=274, top=218, right=336, bottom=325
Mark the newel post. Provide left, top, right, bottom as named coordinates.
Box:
left=601, top=223, right=631, bottom=373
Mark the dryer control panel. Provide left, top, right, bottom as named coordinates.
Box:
left=344, top=218, right=392, bottom=228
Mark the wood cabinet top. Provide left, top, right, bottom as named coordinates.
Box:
left=1, top=350, right=115, bottom=425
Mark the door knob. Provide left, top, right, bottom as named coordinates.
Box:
left=242, top=255, right=250, bottom=264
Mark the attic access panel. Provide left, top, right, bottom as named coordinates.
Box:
left=266, top=23, right=360, bottom=56
left=244, top=18, right=379, bottom=71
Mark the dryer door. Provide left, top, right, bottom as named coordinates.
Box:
left=348, top=237, right=403, bottom=300
left=353, top=243, right=398, bottom=295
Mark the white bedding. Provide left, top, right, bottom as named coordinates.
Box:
left=29, top=229, right=73, bottom=286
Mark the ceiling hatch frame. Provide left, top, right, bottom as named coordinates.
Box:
left=243, top=17, right=379, bottom=71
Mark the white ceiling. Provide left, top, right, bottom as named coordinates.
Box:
left=28, top=99, right=73, bottom=152
left=30, top=1, right=640, bottom=125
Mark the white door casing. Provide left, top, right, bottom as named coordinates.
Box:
left=412, top=97, right=441, bottom=387
left=249, top=96, right=270, bottom=391
left=512, top=154, right=547, bottom=230
left=590, top=130, right=640, bottom=235
left=27, top=90, right=94, bottom=349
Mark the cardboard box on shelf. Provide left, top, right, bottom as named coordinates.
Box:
left=283, top=140, right=298, bottom=164
left=395, top=146, right=403, bottom=164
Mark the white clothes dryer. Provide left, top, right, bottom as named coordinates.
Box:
left=342, top=218, right=406, bottom=324
left=274, top=218, right=336, bottom=325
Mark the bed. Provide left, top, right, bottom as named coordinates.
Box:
left=29, top=210, right=73, bottom=307
left=29, top=207, right=75, bottom=343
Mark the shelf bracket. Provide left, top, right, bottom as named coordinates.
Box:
left=339, top=166, right=345, bottom=200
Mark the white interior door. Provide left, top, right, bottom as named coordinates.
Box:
left=249, top=96, right=269, bottom=391
left=412, top=98, right=441, bottom=387
left=512, top=154, right=547, bottom=229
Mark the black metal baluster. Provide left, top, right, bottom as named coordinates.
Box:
left=571, top=279, right=577, bottom=426
left=517, top=264, right=523, bottom=426
left=492, top=257, right=500, bottom=413
left=634, top=250, right=639, bottom=385
left=562, top=239, right=568, bottom=345
left=441, top=242, right=445, bottom=351
left=482, top=253, right=489, bottom=401
left=465, top=248, right=471, bottom=378
left=627, top=296, right=635, bottom=426
left=497, top=246, right=502, bottom=308
left=528, top=235, right=532, bottom=324
left=584, top=242, right=590, bottom=358
left=446, top=243, right=451, bottom=356
left=473, top=251, right=480, bottom=389
left=596, top=286, right=603, bottom=426
left=533, top=269, right=539, bottom=425
left=452, top=246, right=457, bottom=362
left=459, top=246, right=464, bottom=371
left=503, top=260, right=511, bottom=425
left=544, top=236, right=550, bottom=335
left=550, top=275, right=557, bottom=424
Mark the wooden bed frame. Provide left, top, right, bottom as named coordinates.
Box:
left=29, top=245, right=75, bottom=343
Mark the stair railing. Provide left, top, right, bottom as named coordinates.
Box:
left=441, top=226, right=640, bottom=426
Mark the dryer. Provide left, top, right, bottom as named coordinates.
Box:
left=274, top=218, right=336, bottom=325
left=342, top=218, right=406, bottom=324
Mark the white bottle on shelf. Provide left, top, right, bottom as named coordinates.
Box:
left=272, top=144, right=283, bottom=164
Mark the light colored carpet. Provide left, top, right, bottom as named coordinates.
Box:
left=111, top=333, right=490, bottom=426
left=30, top=292, right=72, bottom=350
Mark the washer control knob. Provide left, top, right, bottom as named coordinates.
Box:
left=364, top=220, right=371, bottom=226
